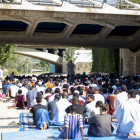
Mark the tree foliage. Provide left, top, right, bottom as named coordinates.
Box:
left=0, top=44, right=16, bottom=66
left=40, top=60, right=49, bottom=71
left=92, top=48, right=119, bottom=73
left=64, top=47, right=77, bottom=62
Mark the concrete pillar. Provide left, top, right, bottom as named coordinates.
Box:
left=62, top=50, right=68, bottom=74
left=48, top=49, right=55, bottom=73
left=49, top=64, right=55, bottom=73
left=133, top=53, right=137, bottom=76
left=119, top=48, right=140, bottom=76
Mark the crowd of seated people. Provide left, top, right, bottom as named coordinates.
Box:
left=1, top=74, right=140, bottom=139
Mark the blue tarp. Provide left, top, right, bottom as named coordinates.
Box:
left=2, top=128, right=140, bottom=140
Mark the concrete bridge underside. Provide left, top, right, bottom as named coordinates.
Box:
left=1, top=2, right=140, bottom=49
left=14, top=47, right=63, bottom=66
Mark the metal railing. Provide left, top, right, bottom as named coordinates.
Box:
left=0, top=0, right=140, bottom=9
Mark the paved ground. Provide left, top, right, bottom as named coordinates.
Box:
left=0, top=99, right=29, bottom=140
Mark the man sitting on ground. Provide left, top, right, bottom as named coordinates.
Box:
left=116, top=89, right=140, bottom=137
left=53, top=91, right=71, bottom=125
left=48, top=94, right=61, bottom=120
left=9, top=89, right=25, bottom=109
left=30, top=93, right=50, bottom=130
left=85, top=95, right=101, bottom=117
left=65, top=96, right=87, bottom=124
left=58, top=105, right=88, bottom=140
left=88, top=104, right=113, bottom=137
left=113, top=85, right=128, bottom=117
left=36, top=81, right=46, bottom=94
left=26, top=85, right=37, bottom=108
left=20, top=83, right=28, bottom=99
left=30, top=92, right=48, bottom=120
left=43, top=88, right=52, bottom=100
left=9, top=82, right=19, bottom=98
left=93, top=86, right=105, bottom=104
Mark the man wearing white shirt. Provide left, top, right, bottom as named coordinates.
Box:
left=0, top=67, right=4, bottom=89
left=116, top=89, right=140, bottom=137
left=36, top=81, right=46, bottom=94
left=52, top=81, right=61, bottom=93
left=10, top=82, right=19, bottom=97
left=20, top=83, right=28, bottom=99
left=53, top=91, right=71, bottom=125
left=113, top=85, right=128, bottom=118
left=93, top=86, right=105, bottom=104
left=85, top=95, right=96, bottom=117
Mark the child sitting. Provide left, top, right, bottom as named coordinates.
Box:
left=58, top=105, right=89, bottom=140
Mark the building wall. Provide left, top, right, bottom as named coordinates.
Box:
left=63, top=49, right=92, bottom=74
left=120, top=49, right=140, bottom=76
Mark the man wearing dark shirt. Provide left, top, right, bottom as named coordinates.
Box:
left=48, top=94, right=61, bottom=120
left=30, top=92, right=47, bottom=120
left=88, top=103, right=114, bottom=137
left=65, top=96, right=87, bottom=123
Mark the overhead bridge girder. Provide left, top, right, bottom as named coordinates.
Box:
left=14, top=47, right=63, bottom=66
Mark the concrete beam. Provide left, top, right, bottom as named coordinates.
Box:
left=14, top=47, right=63, bottom=66
left=92, top=19, right=116, bottom=29
left=8, top=16, right=32, bottom=25
left=53, top=18, right=73, bottom=26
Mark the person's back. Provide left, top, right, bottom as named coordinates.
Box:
left=93, top=86, right=105, bottom=104
left=26, top=85, right=37, bottom=108
left=48, top=94, right=60, bottom=120
left=113, top=85, right=128, bottom=117
left=88, top=104, right=113, bottom=137
left=10, top=82, right=19, bottom=97
left=36, top=82, right=46, bottom=94
left=116, top=89, right=140, bottom=137
left=20, top=83, right=28, bottom=99
left=53, top=91, right=71, bottom=125
left=15, top=89, right=25, bottom=108
left=65, top=97, right=87, bottom=122
left=30, top=92, right=48, bottom=120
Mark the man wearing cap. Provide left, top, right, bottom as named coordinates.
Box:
left=36, top=81, right=46, bottom=94
left=89, top=84, right=97, bottom=93
left=0, top=67, right=4, bottom=90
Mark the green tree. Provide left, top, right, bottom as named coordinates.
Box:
left=40, top=60, right=49, bottom=71
left=64, top=47, right=77, bottom=62
left=0, top=44, right=16, bottom=66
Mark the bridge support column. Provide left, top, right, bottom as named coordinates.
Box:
left=119, top=48, right=140, bottom=76
left=48, top=49, right=56, bottom=73
left=62, top=51, right=68, bottom=74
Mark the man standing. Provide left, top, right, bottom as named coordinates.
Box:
left=67, top=61, right=75, bottom=76
left=116, top=89, right=140, bottom=137
left=0, top=67, right=4, bottom=90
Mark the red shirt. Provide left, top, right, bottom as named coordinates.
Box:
left=15, top=95, right=25, bottom=107
left=69, top=99, right=84, bottom=105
